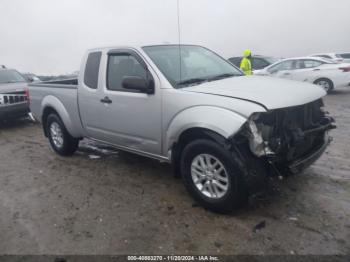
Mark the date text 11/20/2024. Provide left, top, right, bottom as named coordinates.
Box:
left=127, top=255, right=219, bottom=261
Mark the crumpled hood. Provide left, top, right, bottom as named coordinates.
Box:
left=182, top=76, right=326, bottom=110
left=0, top=82, right=28, bottom=94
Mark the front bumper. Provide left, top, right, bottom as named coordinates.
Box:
left=288, top=133, right=331, bottom=174
left=0, top=103, right=30, bottom=120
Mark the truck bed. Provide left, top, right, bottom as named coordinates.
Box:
left=29, top=78, right=84, bottom=137
left=31, top=78, right=78, bottom=88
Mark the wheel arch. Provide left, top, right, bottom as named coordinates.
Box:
left=166, top=106, right=248, bottom=176
left=41, top=96, right=79, bottom=137
left=165, top=106, right=247, bottom=156
left=170, top=127, right=231, bottom=177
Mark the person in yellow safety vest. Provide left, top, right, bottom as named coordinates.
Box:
left=240, top=49, right=253, bottom=75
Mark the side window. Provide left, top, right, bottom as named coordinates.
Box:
left=84, top=52, right=102, bottom=89
left=295, top=60, right=322, bottom=69
left=107, top=54, right=148, bottom=92
left=252, top=58, right=269, bottom=70
left=304, top=60, right=323, bottom=68
left=268, top=60, right=294, bottom=73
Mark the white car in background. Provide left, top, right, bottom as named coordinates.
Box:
left=309, top=53, right=344, bottom=63
left=255, top=57, right=350, bottom=93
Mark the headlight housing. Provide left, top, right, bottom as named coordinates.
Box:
left=246, top=114, right=275, bottom=157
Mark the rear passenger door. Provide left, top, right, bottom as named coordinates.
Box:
left=78, top=49, right=162, bottom=156
left=290, top=59, right=323, bottom=81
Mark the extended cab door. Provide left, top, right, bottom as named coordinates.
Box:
left=78, top=49, right=162, bottom=156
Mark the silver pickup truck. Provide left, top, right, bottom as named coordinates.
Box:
left=0, top=67, right=30, bottom=120
left=29, top=45, right=335, bottom=213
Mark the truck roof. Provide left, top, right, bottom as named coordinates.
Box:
left=86, top=43, right=203, bottom=53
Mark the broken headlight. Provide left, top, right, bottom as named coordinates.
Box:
left=246, top=113, right=275, bottom=157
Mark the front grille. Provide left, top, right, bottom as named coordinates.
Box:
left=256, top=99, right=331, bottom=162
left=0, top=91, right=27, bottom=105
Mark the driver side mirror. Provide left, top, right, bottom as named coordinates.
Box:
left=122, top=76, right=154, bottom=94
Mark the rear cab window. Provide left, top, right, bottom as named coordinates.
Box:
left=84, top=51, right=102, bottom=89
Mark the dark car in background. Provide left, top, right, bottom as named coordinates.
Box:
left=0, top=67, right=30, bottom=120
left=228, top=55, right=280, bottom=71
left=338, top=53, right=350, bottom=63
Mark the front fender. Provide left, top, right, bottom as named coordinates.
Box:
left=41, top=95, right=79, bottom=137
left=164, top=106, right=247, bottom=154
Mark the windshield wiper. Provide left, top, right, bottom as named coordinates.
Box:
left=176, top=77, right=208, bottom=87
left=208, top=73, right=237, bottom=81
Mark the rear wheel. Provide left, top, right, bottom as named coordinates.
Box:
left=46, top=113, right=79, bottom=156
left=180, top=139, right=247, bottom=213
left=314, top=78, right=334, bottom=93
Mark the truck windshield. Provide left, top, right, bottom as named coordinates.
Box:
left=143, top=45, right=243, bottom=88
left=0, top=70, right=26, bottom=84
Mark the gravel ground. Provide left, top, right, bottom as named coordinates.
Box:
left=0, top=88, right=349, bottom=255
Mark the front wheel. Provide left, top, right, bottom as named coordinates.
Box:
left=180, top=139, right=247, bottom=213
left=46, top=113, right=79, bottom=156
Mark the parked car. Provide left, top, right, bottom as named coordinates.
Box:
left=255, top=57, right=350, bottom=93
left=29, top=45, right=334, bottom=213
left=309, top=53, right=344, bottom=63
left=22, top=73, right=41, bottom=83
left=338, top=52, right=350, bottom=63
left=228, top=55, right=279, bottom=71
left=0, top=68, right=30, bottom=120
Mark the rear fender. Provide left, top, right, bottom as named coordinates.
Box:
left=41, top=95, right=79, bottom=137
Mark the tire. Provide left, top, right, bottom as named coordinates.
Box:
left=46, top=113, right=79, bottom=156
left=180, top=139, right=247, bottom=213
left=314, top=78, right=334, bottom=93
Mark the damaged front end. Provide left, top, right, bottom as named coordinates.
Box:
left=233, top=98, right=335, bottom=179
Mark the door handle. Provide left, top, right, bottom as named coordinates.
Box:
left=283, top=72, right=291, bottom=75
left=100, top=96, right=112, bottom=104
left=313, top=68, right=320, bottom=71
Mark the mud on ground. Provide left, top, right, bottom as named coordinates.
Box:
left=0, top=89, right=349, bottom=255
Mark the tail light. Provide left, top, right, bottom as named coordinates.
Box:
left=25, top=88, right=30, bottom=106
left=339, top=66, right=350, bottom=72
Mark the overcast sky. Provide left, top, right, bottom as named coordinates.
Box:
left=0, top=0, right=349, bottom=75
